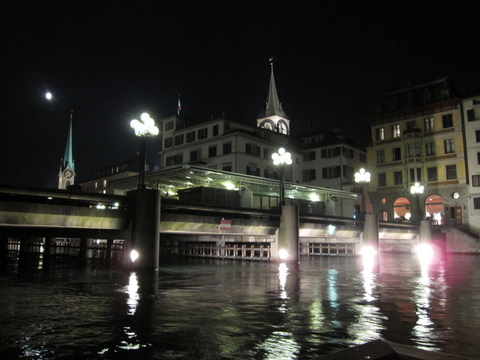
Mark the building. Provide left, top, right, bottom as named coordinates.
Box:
left=367, top=78, right=467, bottom=225
left=461, top=94, right=480, bottom=233
left=294, top=128, right=367, bottom=216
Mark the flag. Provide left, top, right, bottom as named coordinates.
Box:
left=177, top=94, right=181, bottom=116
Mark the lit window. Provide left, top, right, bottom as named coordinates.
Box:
left=376, top=127, right=385, bottom=140
left=424, top=117, right=434, bottom=131
left=392, top=124, right=401, bottom=138
left=444, top=139, right=455, bottom=154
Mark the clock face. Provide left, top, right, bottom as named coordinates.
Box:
left=453, top=192, right=460, bottom=199
left=65, top=170, right=73, bottom=179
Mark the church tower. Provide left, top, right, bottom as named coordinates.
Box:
left=58, top=111, right=76, bottom=189
left=256, top=59, right=290, bottom=135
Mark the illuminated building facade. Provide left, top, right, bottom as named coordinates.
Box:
left=367, top=78, right=467, bottom=225
left=462, top=95, right=480, bottom=233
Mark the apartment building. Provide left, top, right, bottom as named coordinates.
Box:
left=367, top=78, right=467, bottom=225
left=461, top=95, right=480, bottom=232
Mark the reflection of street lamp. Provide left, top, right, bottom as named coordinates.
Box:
left=410, top=182, right=425, bottom=222
left=272, top=148, right=292, bottom=206
left=355, top=168, right=371, bottom=219
left=130, top=113, right=159, bottom=189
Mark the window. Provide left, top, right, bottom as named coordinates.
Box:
left=477, top=152, right=480, bottom=164
left=407, top=143, right=421, bottom=157
left=444, top=139, right=455, bottom=154
left=223, top=142, right=232, bottom=154
left=174, top=134, right=184, bottom=145
left=359, top=153, right=366, bottom=163
left=378, top=173, right=387, bottom=187
left=165, top=121, right=174, bottom=131
left=376, top=127, right=385, bottom=140
left=446, top=164, right=457, bottom=180
left=409, top=168, right=422, bottom=182
left=474, top=197, right=480, bottom=210
left=472, top=175, right=480, bottom=187
left=208, top=146, right=217, bottom=157
left=392, top=147, right=401, bottom=161
left=476, top=130, right=480, bottom=142
left=246, top=164, right=260, bottom=176
left=343, top=148, right=354, bottom=159
left=321, top=147, right=340, bottom=158
left=186, top=131, right=195, bottom=143
left=393, top=171, right=403, bottom=185
left=302, top=169, right=316, bottom=182
left=425, top=142, right=435, bottom=156
left=424, top=117, right=434, bottom=131
left=442, top=114, right=453, bottom=128
left=222, top=163, right=232, bottom=172
left=467, top=109, right=476, bottom=122
left=392, top=124, right=401, bottom=138
left=303, top=151, right=316, bottom=161
left=407, top=121, right=416, bottom=130
left=198, top=128, right=208, bottom=139
left=427, top=167, right=438, bottom=182
left=377, top=150, right=385, bottom=163
left=322, top=166, right=341, bottom=179
left=246, top=143, right=261, bottom=156
left=166, top=154, right=183, bottom=166
left=213, top=125, right=219, bottom=136
left=164, top=137, right=173, bottom=148
left=190, top=150, right=200, bottom=162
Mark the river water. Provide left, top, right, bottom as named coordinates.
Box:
left=1, top=253, right=479, bottom=359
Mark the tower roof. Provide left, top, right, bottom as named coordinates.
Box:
left=258, top=61, right=289, bottom=120
left=62, top=111, right=75, bottom=174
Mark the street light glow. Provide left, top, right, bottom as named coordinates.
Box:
left=355, top=168, right=371, bottom=183
left=272, top=147, right=292, bottom=166
left=410, top=182, right=425, bottom=195
left=130, top=113, right=159, bottom=137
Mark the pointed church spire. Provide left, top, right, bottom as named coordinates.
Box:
left=63, top=110, right=75, bottom=173
left=58, top=110, right=75, bottom=189
left=257, top=59, right=290, bottom=135
left=259, top=58, right=289, bottom=119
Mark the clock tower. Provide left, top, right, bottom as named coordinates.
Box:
left=58, top=111, right=76, bottom=189
left=256, top=60, right=290, bottom=135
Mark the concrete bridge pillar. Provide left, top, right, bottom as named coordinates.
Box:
left=419, top=220, right=431, bottom=245
left=363, top=214, right=379, bottom=250
left=273, top=205, right=299, bottom=263
left=0, top=236, right=7, bottom=267
left=127, top=189, right=161, bottom=270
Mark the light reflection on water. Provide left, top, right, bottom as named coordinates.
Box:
left=0, top=254, right=480, bottom=359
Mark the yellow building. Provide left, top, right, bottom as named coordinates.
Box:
left=367, top=78, right=467, bottom=225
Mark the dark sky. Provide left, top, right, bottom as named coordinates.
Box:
left=1, top=1, right=480, bottom=188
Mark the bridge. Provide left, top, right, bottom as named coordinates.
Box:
left=0, top=185, right=423, bottom=269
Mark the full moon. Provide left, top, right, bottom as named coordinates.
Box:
left=45, top=92, right=52, bottom=100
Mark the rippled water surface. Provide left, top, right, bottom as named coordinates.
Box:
left=1, top=253, right=480, bottom=359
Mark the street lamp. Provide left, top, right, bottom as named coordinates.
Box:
left=355, top=168, right=371, bottom=220
left=410, top=182, right=425, bottom=222
left=272, top=147, right=292, bottom=206
left=130, top=113, right=159, bottom=189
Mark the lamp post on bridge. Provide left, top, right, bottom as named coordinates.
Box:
left=410, top=182, right=425, bottom=223
left=355, top=168, right=371, bottom=220
left=130, top=113, right=159, bottom=189
left=272, top=147, right=292, bottom=206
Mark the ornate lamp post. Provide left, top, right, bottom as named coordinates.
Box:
left=272, top=147, right=292, bottom=206
left=130, top=113, right=159, bottom=189
left=410, top=182, right=425, bottom=222
left=355, top=168, right=371, bottom=220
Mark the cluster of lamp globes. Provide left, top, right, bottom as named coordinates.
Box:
left=130, top=113, right=159, bottom=137
left=272, top=147, right=292, bottom=166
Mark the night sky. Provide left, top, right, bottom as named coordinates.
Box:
left=2, top=1, right=480, bottom=188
